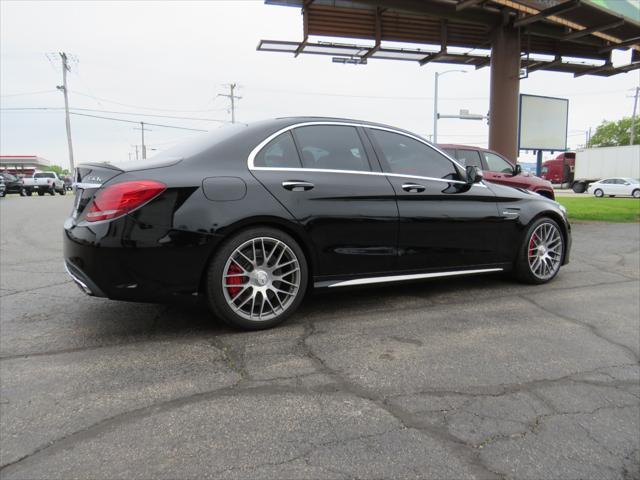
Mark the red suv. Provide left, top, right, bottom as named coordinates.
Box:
left=439, top=144, right=555, bottom=200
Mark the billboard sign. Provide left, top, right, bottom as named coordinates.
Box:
left=518, top=94, right=569, bottom=151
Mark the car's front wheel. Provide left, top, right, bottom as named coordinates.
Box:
left=206, top=227, right=308, bottom=330
left=594, top=188, right=604, bottom=198
left=633, top=189, right=640, bottom=199
left=514, top=217, right=565, bottom=284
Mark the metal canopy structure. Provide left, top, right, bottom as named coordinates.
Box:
left=259, top=0, right=640, bottom=76
left=258, top=0, right=640, bottom=161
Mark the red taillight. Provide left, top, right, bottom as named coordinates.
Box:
left=86, top=180, right=166, bottom=222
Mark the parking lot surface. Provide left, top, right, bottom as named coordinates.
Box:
left=1, top=194, right=639, bottom=480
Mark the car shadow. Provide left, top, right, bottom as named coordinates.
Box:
left=121, top=272, right=513, bottom=338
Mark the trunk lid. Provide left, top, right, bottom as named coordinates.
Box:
left=72, top=163, right=124, bottom=221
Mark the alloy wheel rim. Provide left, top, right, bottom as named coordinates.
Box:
left=527, top=222, right=563, bottom=280
left=222, top=237, right=300, bottom=321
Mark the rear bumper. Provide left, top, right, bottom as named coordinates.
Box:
left=64, top=260, right=106, bottom=297
left=63, top=215, right=221, bottom=302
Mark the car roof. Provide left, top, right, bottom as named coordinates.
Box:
left=437, top=143, right=494, bottom=153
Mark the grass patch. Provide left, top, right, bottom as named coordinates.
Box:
left=557, top=196, right=640, bottom=223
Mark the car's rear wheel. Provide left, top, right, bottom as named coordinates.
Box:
left=59, top=188, right=66, bottom=195
left=37, top=191, right=45, bottom=196
left=594, top=188, right=604, bottom=198
left=206, top=227, right=308, bottom=330
left=514, top=217, right=564, bottom=284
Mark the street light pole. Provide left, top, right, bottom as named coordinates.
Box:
left=432, top=69, right=466, bottom=144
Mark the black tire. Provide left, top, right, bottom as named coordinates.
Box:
left=514, top=217, right=565, bottom=285
left=572, top=182, right=585, bottom=193
left=59, top=188, right=66, bottom=195
left=19, top=188, right=26, bottom=197
left=49, top=188, right=55, bottom=196
left=0, top=191, right=5, bottom=198
left=25, top=190, right=32, bottom=196
left=205, top=226, right=308, bottom=330
left=633, top=189, right=640, bottom=199
left=594, top=189, right=604, bottom=198
left=37, top=191, right=45, bottom=196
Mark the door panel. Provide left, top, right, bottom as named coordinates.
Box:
left=250, top=126, right=398, bottom=277
left=365, top=129, right=504, bottom=271
left=386, top=177, right=504, bottom=270
left=251, top=170, right=398, bottom=276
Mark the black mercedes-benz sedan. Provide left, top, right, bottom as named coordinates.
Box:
left=64, top=117, right=571, bottom=330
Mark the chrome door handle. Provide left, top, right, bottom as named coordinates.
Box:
left=282, top=181, right=314, bottom=191
left=402, top=183, right=426, bottom=193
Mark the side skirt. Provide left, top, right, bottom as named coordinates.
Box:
left=314, top=267, right=504, bottom=288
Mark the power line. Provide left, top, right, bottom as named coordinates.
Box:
left=0, top=90, right=56, bottom=98
left=68, top=111, right=208, bottom=132
left=69, top=90, right=228, bottom=113
left=1, top=106, right=227, bottom=123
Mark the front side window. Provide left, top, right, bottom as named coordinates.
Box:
left=369, top=129, right=458, bottom=179
left=254, top=132, right=302, bottom=168
left=292, top=125, right=370, bottom=172
left=34, top=172, right=55, bottom=179
left=457, top=149, right=483, bottom=168
left=483, top=152, right=514, bottom=173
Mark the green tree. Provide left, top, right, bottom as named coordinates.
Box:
left=589, top=117, right=639, bottom=147
left=44, top=165, right=70, bottom=176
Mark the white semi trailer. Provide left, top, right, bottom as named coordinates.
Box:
left=571, top=145, right=640, bottom=193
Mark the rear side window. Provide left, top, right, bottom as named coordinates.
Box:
left=456, top=149, right=483, bottom=168
left=293, top=125, right=371, bottom=172
left=34, top=172, right=55, bottom=178
left=369, top=129, right=458, bottom=180
left=254, top=132, right=302, bottom=168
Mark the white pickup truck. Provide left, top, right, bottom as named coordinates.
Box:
left=23, top=172, right=66, bottom=196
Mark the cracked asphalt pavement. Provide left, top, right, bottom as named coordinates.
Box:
left=1, top=195, right=639, bottom=479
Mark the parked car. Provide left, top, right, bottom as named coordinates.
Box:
left=23, top=171, right=66, bottom=196
left=439, top=144, right=555, bottom=200
left=0, top=177, right=6, bottom=197
left=0, top=172, right=26, bottom=196
left=587, top=177, right=640, bottom=198
left=64, top=118, right=571, bottom=330
left=63, top=175, right=74, bottom=191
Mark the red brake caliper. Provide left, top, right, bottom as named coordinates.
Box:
left=226, top=263, right=245, bottom=298
left=529, top=234, right=537, bottom=256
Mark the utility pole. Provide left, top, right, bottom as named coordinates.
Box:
left=56, top=52, right=75, bottom=171
left=134, top=122, right=150, bottom=159
left=630, top=86, right=639, bottom=146
left=141, top=122, right=146, bottom=159
left=218, top=83, right=242, bottom=123
left=432, top=70, right=466, bottom=144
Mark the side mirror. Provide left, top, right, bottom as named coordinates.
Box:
left=465, top=165, right=484, bottom=184
left=513, top=164, right=522, bottom=176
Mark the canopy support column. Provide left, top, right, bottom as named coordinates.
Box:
left=489, top=23, right=520, bottom=161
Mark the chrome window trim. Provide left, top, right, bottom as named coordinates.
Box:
left=247, top=121, right=487, bottom=188
left=316, top=267, right=504, bottom=288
